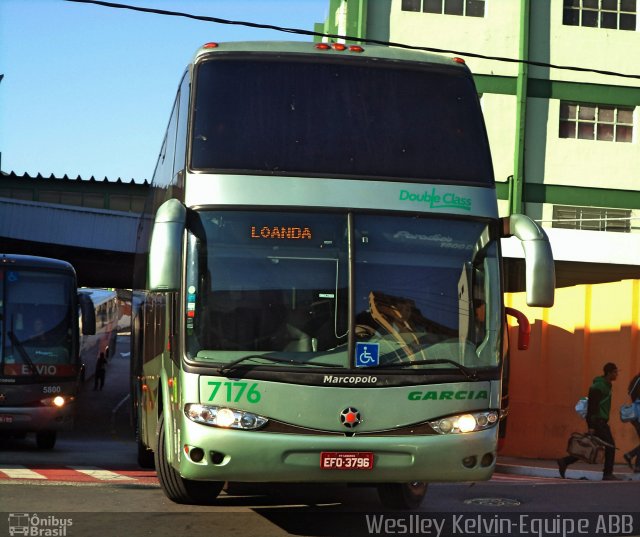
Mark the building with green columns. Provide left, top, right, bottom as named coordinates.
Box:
left=317, top=0, right=640, bottom=287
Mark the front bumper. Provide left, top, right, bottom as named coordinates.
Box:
left=0, top=403, right=75, bottom=432
left=176, top=418, right=497, bottom=483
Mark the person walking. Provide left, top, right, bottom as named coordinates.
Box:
left=623, top=372, right=640, bottom=472
left=558, top=362, right=620, bottom=481
left=93, top=352, right=107, bottom=391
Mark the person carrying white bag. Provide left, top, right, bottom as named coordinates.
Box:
left=623, top=372, right=640, bottom=472
left=558, top=362, right=620, bottom=480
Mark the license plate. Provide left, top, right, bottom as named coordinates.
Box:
left=0, top=415, right=14, bottom=424
left=320, top=451, right=374, bottom=470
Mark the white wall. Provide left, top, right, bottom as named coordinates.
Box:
left=482, top=93, right=518, bottom=185
left=530, top=99, right=640, bottom=190
left=541, top=3, right=640, bottom=86
left=386, top=0, right=521, bottom=76
left=503, top=227, right=640, bottom=265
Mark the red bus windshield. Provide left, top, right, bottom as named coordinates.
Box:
left=0, top=269, right=76, bottom=378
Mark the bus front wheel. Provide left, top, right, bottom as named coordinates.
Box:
left=155, top=414, right=223, bottom=505
left=377, top=482, right=428, bottom=510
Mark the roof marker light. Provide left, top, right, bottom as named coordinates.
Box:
left=452, top=57, right=466, bottom=64
left=203, top=42, right=219, bottom=49
left=349, top=45, right=364, bottom=53
left=315, top=43, right=330, bottom=50
left=332, top=43, right=347, bottom=51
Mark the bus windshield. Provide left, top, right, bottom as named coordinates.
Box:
left=1, top=269, right=75, bottom=377
left=185, top=211, right=499, bottom=370
left=191, top=57, right=493, bottom=185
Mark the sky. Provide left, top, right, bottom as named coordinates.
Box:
left=0, top=0, right=329, bottom=182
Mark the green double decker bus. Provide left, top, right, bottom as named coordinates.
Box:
left=131, top=41, right=555, bottom=508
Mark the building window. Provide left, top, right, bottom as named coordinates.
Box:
left=39, top=191, right=61, bottom=204
left=131, top=197, right=145, bottom=213
left=563, top=0, right=637, bottom=31
left=402, top=0, right=485, bottom=17
left=10, top=189, right=34, bottom=201
left=110, top=195, right=134, bottom=212
left=402, top=0, right=421, bottom=11
left=59, top=192, right=82, bottom=206
left=559, top=102, right=634, bottom=142
left=83, top=194, right=104, bottom=209
left=553, top=205, right=631, bottom=232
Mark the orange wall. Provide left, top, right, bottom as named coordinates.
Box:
left=502, top=280, right=640, bottom=461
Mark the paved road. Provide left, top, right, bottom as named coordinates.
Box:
left=2, top=334, right=640, bottom=536
left=1, top=474, right=639, bottom=536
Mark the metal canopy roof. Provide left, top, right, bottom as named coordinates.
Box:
left=0, top=197, right=140, bottom=253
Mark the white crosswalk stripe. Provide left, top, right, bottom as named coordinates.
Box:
left=0, top=465, right=47, bottom=479
left=67, top=466, right=135, bottom=481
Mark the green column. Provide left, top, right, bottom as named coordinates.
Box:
left=511, top=0, right=530, bottom=215
left=345, top=0, right=368, bottom=42
left=321, top=0, right=367, bottom=41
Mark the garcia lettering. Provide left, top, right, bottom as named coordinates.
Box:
left=408, top=390, right=489, bottom=401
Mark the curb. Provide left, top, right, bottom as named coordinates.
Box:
left=496, top=461, right=640, bottom=481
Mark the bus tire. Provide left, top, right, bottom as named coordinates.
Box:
left=377, top=482, right=428, bottom=510
left=155, top=414, right=223, bottom=505
left=35, top=431, right=57, bottom=450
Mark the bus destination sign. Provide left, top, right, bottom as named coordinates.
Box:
left=250, top=226, right=312, bottom=240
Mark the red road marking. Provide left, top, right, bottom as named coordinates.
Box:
left=0, top=466, right=158, bottom=484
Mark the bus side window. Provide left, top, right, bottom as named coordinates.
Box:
left=174, top=72, right=189, bottom=185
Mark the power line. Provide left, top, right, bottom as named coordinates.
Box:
left=64, top=0, right=640, bottom=81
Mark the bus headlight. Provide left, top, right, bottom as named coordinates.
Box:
left=184, top=404, right=268, bottom=430
left=429, top=410, right=498, bottom=434
left=40, top=395, right=73, bottom=407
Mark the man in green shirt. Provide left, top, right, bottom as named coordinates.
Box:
left=558, top=362, right=619, bottom=481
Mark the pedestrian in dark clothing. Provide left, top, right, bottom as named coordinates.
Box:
left=623, top=372, right=640, bottom=472
left=558, top=362, right=619, bottom=480
left=94, top=352, right=107, bottom=391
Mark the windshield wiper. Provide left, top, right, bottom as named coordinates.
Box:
left=7, top=331, right=41, bottom=379
left=367, top=358, right=478, bottom=380
left=218, top=354, right=341, bottom=376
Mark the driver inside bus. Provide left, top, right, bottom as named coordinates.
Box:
left=26, top=317, right=49, bottom=345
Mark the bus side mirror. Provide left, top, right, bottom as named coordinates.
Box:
left=148, top=199, right=186, bottom=292
left=78, top=293, right=96, bottom=336
left=505, top=307, right=530, bottom=350
left=502, top=214, right=555, bottom=308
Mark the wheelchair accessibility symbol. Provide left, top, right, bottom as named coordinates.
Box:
left=355, top=342, right=380, bottom=368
